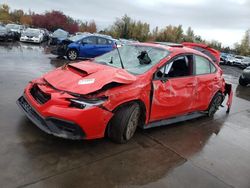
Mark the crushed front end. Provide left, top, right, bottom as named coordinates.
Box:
left=17, top=80, right=113, bottom=140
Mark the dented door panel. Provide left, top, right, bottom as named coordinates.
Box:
left=150, top=77, right=196, bottom=122
left=194, top=74, right=218, bottom=111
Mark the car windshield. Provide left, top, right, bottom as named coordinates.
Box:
left=0, top=26, right=6, bottom=31
left=23, top=29, right=40, bottom=37
left=95, top=45, right=169, bottom=75
left=68, top=34, right=87, bottom=42
left=53, top=29, right=68, bottom=38
left=6, top=24, right=20, bottom=29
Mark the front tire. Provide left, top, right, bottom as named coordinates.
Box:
left=239, top=76, right=248, bottom=86
left=67, top=49, right=78, bottom=61
left=207, top=93, right=223, bottom=117
left=108, top=103, right=140, bottom=144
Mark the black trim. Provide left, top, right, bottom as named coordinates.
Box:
left=144, top=112, right=205, bottom=129
left=148, top=79, right=154, bottom=122
left=17, top=96, right=85, bottom=140
left=30, top=84, right=51, bottom=104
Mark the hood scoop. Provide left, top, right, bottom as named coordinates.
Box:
left=68, top=63, right=103, bottom=75
left=67, top=65, right=88, bottom=76
left=43, top=61, right=137, bottom=95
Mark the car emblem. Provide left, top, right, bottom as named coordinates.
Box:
left=78, top=78, right=95, bottom=85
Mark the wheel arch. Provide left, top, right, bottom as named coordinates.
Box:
left=67, top=47, right=79, bottom=54
left=207, top=90, right=224, bottom=110
left=105, top=99, right=147, bottom=137
left=66, top=47, right=79, bottom=60
left=113, top=99, right=146, bottom=125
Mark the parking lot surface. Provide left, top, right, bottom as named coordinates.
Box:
left=0, top=42, right=250, bottom=188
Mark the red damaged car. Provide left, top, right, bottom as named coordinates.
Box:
left=17, top=42, right=233, bottom=143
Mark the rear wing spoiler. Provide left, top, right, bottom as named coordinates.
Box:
left=182, top=42, right=220, bottom=64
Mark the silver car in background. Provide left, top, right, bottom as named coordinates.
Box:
left=20, top=28, right=44, bottom=43
left=5, top=24, right=25, bottom=39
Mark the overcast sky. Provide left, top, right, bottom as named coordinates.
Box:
left=3, top=0, right=250, bottom=47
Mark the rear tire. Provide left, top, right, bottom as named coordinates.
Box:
left=108, top=103, right=140, bottom=144
left=207, top=93, right=223, bottom=117
left=239, top=76, right=248, bottom=86
left=67, top=49, right=78, bottom=61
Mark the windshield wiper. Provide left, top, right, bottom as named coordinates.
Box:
left=115, top=42, right=124, bottom=69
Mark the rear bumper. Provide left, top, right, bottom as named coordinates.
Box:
left=17, top=96, right=86, bottom=139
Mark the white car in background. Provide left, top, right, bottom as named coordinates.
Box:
left=233, top=56, right=244, bottom=66
left=224, top=55, right=236, bottom=65
left=20, top=28, right=44, bottom=43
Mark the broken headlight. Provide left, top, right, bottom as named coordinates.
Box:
left=68, top=97, right=107, bottom=109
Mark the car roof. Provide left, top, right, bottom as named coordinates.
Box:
left=84, top=34, right=114, bottom=40
left=129, top=42, right=216, bottom=63
left=131, top=42, right=204, bottom=53
left=26, top=28, right=41, bottom=31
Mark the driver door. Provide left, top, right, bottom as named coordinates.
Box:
left=150, top=55, right=196, bottom=122
left=80, top=36, right=97, bottom=58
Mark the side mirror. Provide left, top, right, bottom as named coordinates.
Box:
left=161, top=76, right=168, bottom=83
left=155, top=70, right=168, bottom=83
left=81, top=41, right=88, bottom=45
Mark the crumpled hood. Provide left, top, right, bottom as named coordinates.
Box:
left=43, top=61, right=137, bottom=95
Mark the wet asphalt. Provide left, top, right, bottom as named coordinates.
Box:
left=0, top=42, right=250, bottom=188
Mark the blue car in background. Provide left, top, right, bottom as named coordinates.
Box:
left=65, top=34, right=115, bottom=60
left=49, top=29, right=69, bottom=45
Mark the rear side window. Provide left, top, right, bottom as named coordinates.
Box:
left=82, top=36, right=96, bottom=44
left=97, top=37, right=108, bottom=45
left=195, top=55, right=216, bottom=75
left=210, top=63, right=216, bottom=73
left=193, top=46, right=217, bottom=63
left=107, top=40, right=113, bottom=44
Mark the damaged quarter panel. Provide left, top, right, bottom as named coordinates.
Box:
left=193, top=55, right=224, bottom=111
left=101, top=75, right=152, bottom=123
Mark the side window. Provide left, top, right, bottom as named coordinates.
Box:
left=194, top=55, right=211, bottom=75
left=155, top=55, right=193, bottom=79
left=107, top=40, right=113, bottom=44
left=97, top=37, right=108, bottom=45
left=193, top=46, right=217, bottom=63
left=82, top=37, right=96, bottom=44
left=155, top=63, right=172, bottom=79
left=210, top=63, right=216, bottom=73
